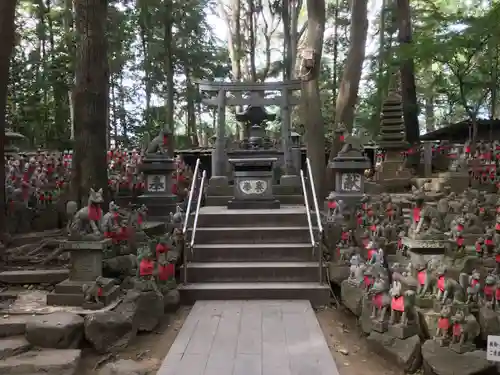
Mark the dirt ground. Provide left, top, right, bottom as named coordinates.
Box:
left=317, top=305, right=404, bottom=375
left=77, top=304, right=403, bottom=375
left=75, top=306, right=191, bottom=375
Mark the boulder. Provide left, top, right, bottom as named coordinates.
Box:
left=329, top=264, right=349, bottom=286
left=418, top=308, right=440, bottom=339
left=340, top=279, right=364, bottom=316
left=25, top=312, right=84, bottom=349
left=367, top=331, right=422, bottom=373
left=98, top=359, right=152, bottom=375
left=84, top=311, right=135, bottom=353
left=422, top=339, right=496, bottom=375
left=0, top=336, right=30, bottom=359
left=359, top=297, right=373, bottom=335
left=477, top=306, right=500, bottom=341
left=115, top=290, right=164, bottom=332
left=163, top=288, right=180, bottom=313
left=0, top=348, right=81, bottom=375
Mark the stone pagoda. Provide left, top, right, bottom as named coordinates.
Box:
left=376, top=80, right=412, bottom=188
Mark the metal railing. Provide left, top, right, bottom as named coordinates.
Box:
left=182, top=169, right=206, bottom=284
left=300, top=169, right=315, bottom=249
left=182, top=158, right=201, bottom=234
left=302, top=157, right=324, bottom=284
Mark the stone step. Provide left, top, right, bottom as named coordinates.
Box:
left=194, top=206, right=313, bottom=227
left=0, top=316, right=30, bottom=338
left=178, top=282, right=329, bottom=307
left=0, top=348, right=81, bottom=374
left=188, top=226, right=312, bottom=244
left=207, top=184, right=302, bottom=197
left=189, top=243, right=314, bottom=262
left=181, top=261, right=323, bottom=282
left=47, top=285, right=121, bottom=308
left=0, top=270, right=69, bottom=285
left=206, top=194, right=304, bottom=206
left=0, top=336, right=30, bottom=360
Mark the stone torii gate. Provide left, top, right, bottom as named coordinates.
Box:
left=195, top=80, right=302, bottom=187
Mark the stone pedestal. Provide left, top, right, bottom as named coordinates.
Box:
left=227, top=158, right=280, bottom=209
left=402, top=238, right=446, bottom=256
left=227, top=149, right=283, bottom=185
left=138, top=154, right=177, bottom=221
left=47, top=239, right=120, bottom=309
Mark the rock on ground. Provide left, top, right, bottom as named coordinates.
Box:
left=340, top=279, right=364, bottom=316
left=115, top=290, right=164, bottom=332
left=98, top=359, right=152, bottom=375
left=163, top=289, right=180, bottom=313
left=477, top=306, right=500, bottom=340
left=25, top=312, right=84, bottom=349
left=0, top=336, right=30, bottom=360
left=329, top=264, right=349, bottom=286
left=422, top=339, right=496, bottom=375
left=84, top=311, right=135, bottom=353
left=367, top=331, right=422, bottom=373
left=0, top=348, right=81, bottom=375
left=358, top=297, right=373, bottom=335
left=0, top=316, right=29, bottom=338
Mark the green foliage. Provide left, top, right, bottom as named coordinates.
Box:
left=7, top=0, right=230, bottom=150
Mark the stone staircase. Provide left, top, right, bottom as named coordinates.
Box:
left=179, top=199, right=329, bottom=307
left=0, top=313, right=81, bottom=373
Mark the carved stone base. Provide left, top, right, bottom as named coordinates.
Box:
left=47, top=277, right=120, bottom=309
left=416, top=295, right=434, bottom=308
left=433, top=300, right=445, bottom=312
left=449, top=341, right=475, bottom=354
left=434, top=337, right=451, bottom=347
left=388, top=323, right=419, bottom=340
left=371, top=320, right=388, bottom=333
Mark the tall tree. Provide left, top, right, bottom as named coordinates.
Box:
left=0, top=0, right=18, bottom=241
left=333, top=0, right=368, bottom=132
left=302, top=0, right=326, bottom=198
left=71, top=0, right=109, bottom=204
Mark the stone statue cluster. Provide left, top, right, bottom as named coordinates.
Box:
left=329, top=182, right=500, bottom=373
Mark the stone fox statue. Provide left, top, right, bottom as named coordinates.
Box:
left=67, top=188, right=105, bottom=239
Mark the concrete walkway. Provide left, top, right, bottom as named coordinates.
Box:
left=156, top=300, right=340, bottom=375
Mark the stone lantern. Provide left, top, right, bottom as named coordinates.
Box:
left=290, top=131, right=301, bottom=176
left=328, top=136, right=371, bottom=208
left=138, top=130, right=177, bottom=221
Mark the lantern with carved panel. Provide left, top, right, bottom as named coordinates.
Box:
left=328, top=138, right=371, bottom=207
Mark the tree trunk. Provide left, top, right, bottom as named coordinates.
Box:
left=302, top=0, right=326, bottom=199
left=62, top=0, right=75, bottom=140
left=424, top=95, right=434, bottom=132
left=0, top=0, right=17, bottom=242
left=333, top=0, right=368, bottom=134
left=164, top=0, right=175, bottom=157
left=71, top=0, right=109, bottom=205
left=396, top=0, right=419, bottom=144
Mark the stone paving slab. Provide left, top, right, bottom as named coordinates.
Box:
left=156, top=300, right=340, bottom=375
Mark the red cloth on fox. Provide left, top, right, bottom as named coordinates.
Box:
left=139, top=259, right=154, bottom=276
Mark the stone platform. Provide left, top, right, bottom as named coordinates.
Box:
left=156, top=300, right=339, bottom=375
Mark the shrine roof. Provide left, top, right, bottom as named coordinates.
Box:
left=420, top=118, right=500, bottom=141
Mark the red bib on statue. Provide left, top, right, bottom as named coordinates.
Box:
left=437, top=276, right=445, bottom=292
left=418, top=271, right=426, bottom=286
left=139, top=259, right=154, bottom=276
left=391, top=296, right=404, bottom=312
left=438, top=317, right=450, bottom=330
left=158, top=264, right=175, bottom=281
